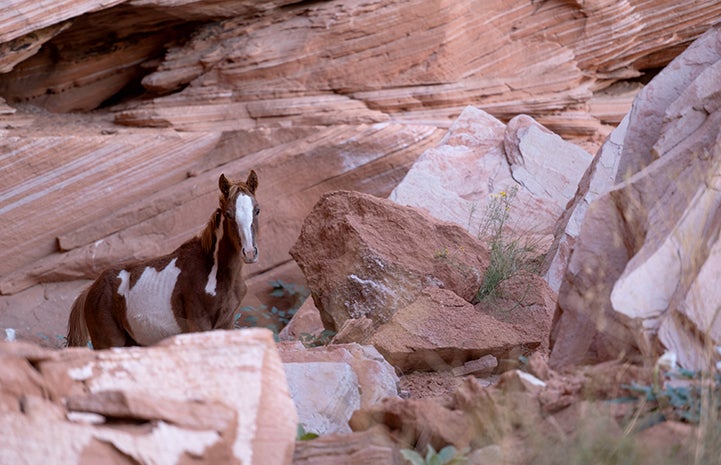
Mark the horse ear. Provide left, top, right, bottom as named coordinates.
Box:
left=246, top=170, right=258, bottom=194
left=219, top=173, right=231, bottom=197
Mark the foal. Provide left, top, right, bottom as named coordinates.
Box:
left=67, top=171, right=260, bottom=349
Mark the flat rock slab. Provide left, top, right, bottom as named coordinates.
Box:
left=0, top=329, right=297, bottom=465
left=368, top=287, right=547, bottom=372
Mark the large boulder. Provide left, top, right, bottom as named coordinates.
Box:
left=390, top=106, right=593, bottom=258
left=543, top=114, right=628, bottom=292
left=550, top=25, right=721, bottom=370
left=291, top=190, right=555, bottom=373
left=292, top=426, right=400, bottom=465
left=290, top=190, right=490, bottom=331
left=0, top=328, right=297, bottom=465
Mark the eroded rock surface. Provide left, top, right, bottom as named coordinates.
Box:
left=0, top=329, right=297, bottom=465
left=278, top=341, right=399, bottom=435
left=291, top=190, right=555, bottom=373
left=390, top=106, right=593, bottom=254
left=2, top=0, right=721, bottom=349
left=550, top=25, right=721, bottom=370
left=290, top=190, right=490, bottom=330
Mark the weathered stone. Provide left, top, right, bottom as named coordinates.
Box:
left=526, top=352, right=551, bottom=382
left=65, top=390, right=236, bottom=431
left=277, top=297, right=325, bottom=343
left=0, top=280, right=87, bottom=347
left=330, top=317, right=375, bottom=346
left=2, top=0, right=721, bottom=354
left=542, top=114, right=627, bottom=293
left=391, top=106, right=593, bottom=256
left=550, top=25, right=721, bottom=370
left=389, top=106, right=510, bottom=233
left=278, top=341, right=398, bottom=436
left=2, top=0, right=719, bottom=131
left=0, top=329, right=297, bottom=465
left=366, top=287, right=549, bottom=373
left=451, top=355, right=498, bottom=377
left=284, top=362, right=360, bottom=435
left=290, top=190, right=489, bottom=331
left=0, top=121, right=443, bottom=348
left=0, top=122, right=442, bottom=295
left=278, top=341, right=399, bottom=410
left=292, top=426, right=401, bottom=465
left=350, top=396, right=473, bottom=453
left=0, top=130, right=221, bottom=286
left=497, top=370, right=547, bottom=395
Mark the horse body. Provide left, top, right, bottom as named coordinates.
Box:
left=67, top=171, right=259, bottom=349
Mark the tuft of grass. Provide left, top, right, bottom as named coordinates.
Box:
left=475, top=186, right=539, bottom=302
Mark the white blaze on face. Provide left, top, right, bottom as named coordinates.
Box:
left=118, top=258, right=183, bottom=346
left=235, top=193, right=257, bottom=262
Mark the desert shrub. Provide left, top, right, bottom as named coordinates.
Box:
left=475, top=187, right=539, bottom=301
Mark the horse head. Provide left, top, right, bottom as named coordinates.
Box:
left=218, top=170, right=260, bottom=264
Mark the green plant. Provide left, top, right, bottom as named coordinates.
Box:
left=299, top=329, right=336, bottom=348
left=269, top=279, right=309, bottom=301
left=267, top=279, right=310, bottom=329
left=619, top=368, right=721, bottom=425
left=234, top=279, right=310, bottom=339
left=475, top=187, right=538, bottom=301
left=400, top=445, right=469, bottom=465
left=296, top=424, right=319, bottom=441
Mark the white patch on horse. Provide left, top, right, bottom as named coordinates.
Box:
left=204, top=215, right=224, bottom=296
left=117, top=258, right=182, bottom=346
left=235, top=193, right=256, bottom=260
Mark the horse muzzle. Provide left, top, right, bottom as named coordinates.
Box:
left=242, top=246, right=258, bottom=264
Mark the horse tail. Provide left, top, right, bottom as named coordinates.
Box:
left=66, top=288, right=90, bottom=347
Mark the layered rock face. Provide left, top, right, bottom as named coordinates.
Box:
left=1, top=1, right=721, bottom=348
left=390, top=106, right=594, bottom=258
left=3, top=3, right=721, bottom=462
left=549, top=25, right=721, bottom=370
left=3, top=0, right=720, bottom=130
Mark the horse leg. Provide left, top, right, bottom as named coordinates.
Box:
left=83, top=272, right=136, bottom=349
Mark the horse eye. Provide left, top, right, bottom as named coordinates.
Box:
left=254, top=207, right=260, bottom=216
left=226, top=210, right=235, bottom=219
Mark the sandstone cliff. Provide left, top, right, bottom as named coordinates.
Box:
left=1, top=0, right=720, bottom=347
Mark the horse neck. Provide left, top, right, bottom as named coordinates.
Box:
left=201, top=210, right=243, bottom=275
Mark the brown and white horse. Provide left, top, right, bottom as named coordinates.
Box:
left=67, top=171, right=260, bottom=349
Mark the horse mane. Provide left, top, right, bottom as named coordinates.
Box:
left=200, top=208, right=222, bottom=255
